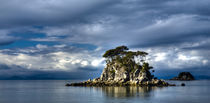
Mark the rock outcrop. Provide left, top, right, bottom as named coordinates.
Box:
left=67, top=62, right=174, bottom=86
left=66, top=46, right=175, bottom=87
left=99, top=61, right=153, bottom=83
left=170, top=72, right=195, bottom=81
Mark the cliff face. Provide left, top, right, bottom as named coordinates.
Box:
left=100, top=61, right=152, bottom=83
left=66, top=61, right=173, bottom=86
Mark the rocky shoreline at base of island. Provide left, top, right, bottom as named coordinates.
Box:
left=66, top=78, right=176, bottom=87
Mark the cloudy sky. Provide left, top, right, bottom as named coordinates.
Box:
left=0, top=0, right=210, bottom=79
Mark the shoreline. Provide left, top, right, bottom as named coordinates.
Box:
left=66, top=79, right=176, bottom=87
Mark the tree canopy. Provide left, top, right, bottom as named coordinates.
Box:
left=103, top=46, right=153, bottom=73
left=103, top=45, right=129, bottom=58
left=103, top=45, right=148, bottom=62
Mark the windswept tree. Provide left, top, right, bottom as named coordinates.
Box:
left=103, top=45, right=129, bottom=63
left=102, top=46, right=153, bottom=73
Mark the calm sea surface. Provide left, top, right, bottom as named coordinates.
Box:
left=0, top=80, right=209, bottom=103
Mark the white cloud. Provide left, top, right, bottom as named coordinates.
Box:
left=91, top=58, right=105, bottom=67
left=53, top=44, right=66, bottom=48
left=154, top=53, right=167, bottom=61
left=36, top=44, right=48, bottom=49
left=81, top=61, right=88, bottom=66
left=0, top=46, right=105, bottom=71
left=144, top=47, right=209, bottom=70
left=178, top=54, right=200, bottom=61
left=202, top=60, right=208, bottom=65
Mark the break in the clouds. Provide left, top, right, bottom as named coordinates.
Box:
left=0, top=0, right=210, bottom=79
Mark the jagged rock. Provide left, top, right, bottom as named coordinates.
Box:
left=87, top=79, right=91, bottom=81
left=181, top=83, right=186, bottom=86
left=93, top=77, right=100, bottom=82
left=170, top=72, right=195, bottom=81
left=153, top=79, right=160, bottom=84
left=66, top=61, right=174, bottom=87
left=99, top=61, right=153, bottom=83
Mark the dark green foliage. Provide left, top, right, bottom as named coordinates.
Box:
left=115, top=45, right=129, bottom=52
left=103, top=46, right=153, bottom=73
left=109, top=69, right=115, bottom=74
left=130, top=64, right=139, bottom=73
left=136, top=51, right=148, bottom=57
left=141, top=62, right=153, bottom=73
left=103, top=45, right=129, bottom=58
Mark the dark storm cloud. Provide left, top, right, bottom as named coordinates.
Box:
left=23, top=0, right=210, bottom=49
left=0, top=40, right=14, bottom=46
left=0, top=34, right=16, bottom=46
left=0, top=44, right=99, bottom=59
left=0, top=0, right=118, bottom=28
left=182, top=39, right=210, bottom=50
left=155, top=66, right=210, bottom=80
left=0, top=0, right=210, bottom=48
left=0, top=63, right=101, bottom=80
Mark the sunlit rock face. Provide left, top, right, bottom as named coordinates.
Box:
left=100, top=61, right=152, bottom=83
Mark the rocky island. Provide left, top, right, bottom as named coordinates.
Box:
left=66, top=46, right=175, bottom=87
left=170, top=72, right=195, bottom=81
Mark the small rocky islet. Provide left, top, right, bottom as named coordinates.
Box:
left=170, top=72, right=195, bottom=81
left=66, top=46, right=175, bottom=87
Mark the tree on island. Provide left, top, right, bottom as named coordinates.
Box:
left=103, top=46, right=153, bottom=74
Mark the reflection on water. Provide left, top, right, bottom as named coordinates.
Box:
left=0, top=80, right=210, bottom=103
left=94, top=86, right=162, bottom=98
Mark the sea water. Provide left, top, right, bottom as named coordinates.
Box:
left=0, top=80, right=209, bottom=103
